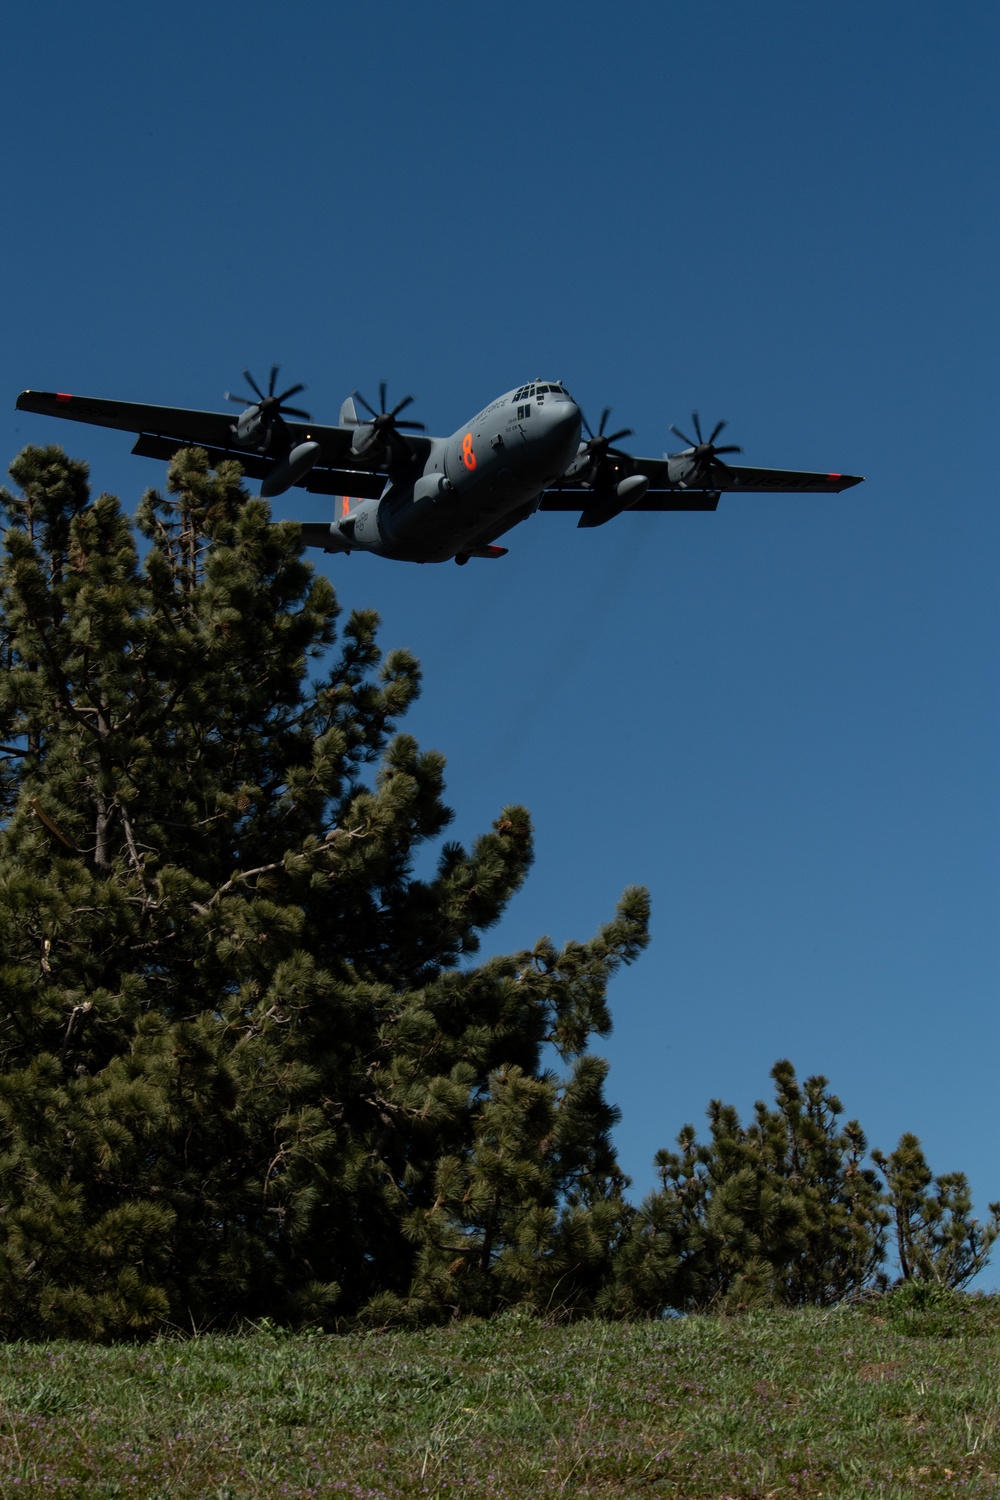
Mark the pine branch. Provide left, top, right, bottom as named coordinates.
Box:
left=30, top=797, right=81, bottom=852
left=117, top=802, right=147, bottom=880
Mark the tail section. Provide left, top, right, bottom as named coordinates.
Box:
left=297, top=522, right=350, bottom=554
left=339, top=493, right=360, bottom=519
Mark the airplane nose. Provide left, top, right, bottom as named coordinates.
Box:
left=546, top=399, right=582, bottom=456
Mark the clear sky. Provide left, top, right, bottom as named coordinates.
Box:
left=4, top=1, right=998, bottom=1281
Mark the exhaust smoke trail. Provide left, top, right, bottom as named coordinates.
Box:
left=495, top=512, right=656, bottom=764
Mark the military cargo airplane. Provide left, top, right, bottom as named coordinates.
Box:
left=16, top=370, right=862, bottom=565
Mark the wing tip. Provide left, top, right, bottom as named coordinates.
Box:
left=16, top=390, right=65, bottom=413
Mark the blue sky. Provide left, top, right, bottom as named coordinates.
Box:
left=5, top=2, right=998, bottom=1280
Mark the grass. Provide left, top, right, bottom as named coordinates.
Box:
left=0, top=1295, right=997, bottom=1497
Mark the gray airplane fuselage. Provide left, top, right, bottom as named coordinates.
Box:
left=335, top=382, right=581, bottom=563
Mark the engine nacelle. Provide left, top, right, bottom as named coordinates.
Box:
left=260, top=441, right=321, bottom=498
left=233, top=407, right=267, bottom=446
left=379, top=472, right=453, bottom=547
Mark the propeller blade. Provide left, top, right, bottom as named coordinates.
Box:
left=669, top=410, right=741, bottom=470
left=352, top=389, right=379, bottom=420
left=348, top=385, right=423, bottom=453
left=243, top=369, right=266, bottom=402
left=229, top=366, right=310, bottom=422
left=580, top=407, right=634, bottom=454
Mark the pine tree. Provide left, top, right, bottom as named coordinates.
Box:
left=873, top=1134, right=1000, bottom=1288
left=756, top=1061, right=888, bottom=1306
left=609, top=1061, right=887, bottom=1314
left=0, top=445, right=649, bottom=1337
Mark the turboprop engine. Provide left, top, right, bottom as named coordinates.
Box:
left=223, top=367, right=316, bottom=490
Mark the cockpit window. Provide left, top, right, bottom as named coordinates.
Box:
left=513, top=382, right=569, bottom=400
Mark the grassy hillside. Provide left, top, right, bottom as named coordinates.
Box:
left=0, top=1295, right=996, bottom=1497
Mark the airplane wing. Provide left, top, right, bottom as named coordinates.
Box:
left=16, top=390, right=259, bottom=450
left=540, top=455, right=863, bottom=517
left=633, top=460, right=864, bottom=496
left=14, top=389, right=411, bottom=499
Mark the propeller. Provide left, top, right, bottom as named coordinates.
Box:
left=574, top=407, right=634, bottom=491
left=351, top=382, right=426, bottom=463
left=225, top=365, right=311, bottom=422
left=668, top=411, right=742, bottom=483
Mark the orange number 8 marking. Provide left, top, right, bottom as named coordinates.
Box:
left=461, top=432, right=477, bottom=471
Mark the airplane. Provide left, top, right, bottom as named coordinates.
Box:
left=15, top=370, right=863, bottom=565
